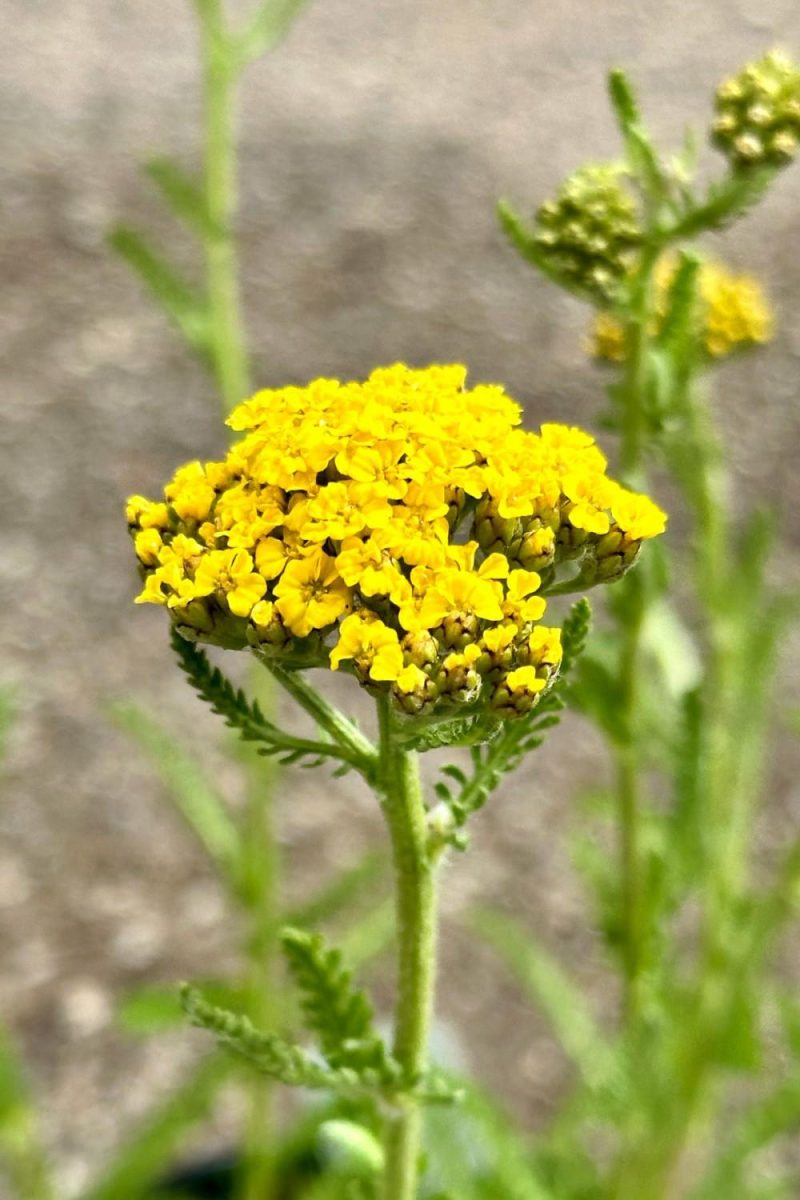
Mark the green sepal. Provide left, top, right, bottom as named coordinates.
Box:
left=498, top=199, right=606, bottom=303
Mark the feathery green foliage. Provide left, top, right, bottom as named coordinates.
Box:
left=280, top=928, right=387, bottom=1071
left=172, top=629, right=368, bottom=772
left=181, top=986, right=360, bottom=1091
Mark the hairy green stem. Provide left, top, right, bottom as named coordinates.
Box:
left=199, top=0, right=250, bottom=414
left=267, top=662, right=379, bottom=774
left=377, top=695, right=438, bottom=1200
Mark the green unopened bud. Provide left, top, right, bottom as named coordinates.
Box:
left=401, top=629, right=438, bottom=668
left=712, top=50, right=800, bottom=169
left=579, top=527, right=642, bottom=585
left=474, top=497, right=521, bottom=551
left=533, top=165, right=642, bottom=302
left=437, top=612, right=480, bottom=650
left=517, top=521, right=557, bottom=571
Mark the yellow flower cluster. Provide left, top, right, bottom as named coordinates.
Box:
left=589, top=256, right=773, bottom=363
left=128, top=365, right=665, bottom=717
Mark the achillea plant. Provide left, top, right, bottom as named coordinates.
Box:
left=128, top=363, right=665, bottom=1200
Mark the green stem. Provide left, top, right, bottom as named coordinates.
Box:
left=377, top=695, right=438, bottom=1200
left=199, top=0, right=250, bottom=414
left=613, top=247, right=657, bottom=1023
left=235, top=676, right=281, bottom=1200
left=616, top=580, right=645, bottom=1023
left=266, top=662, right=379, bottom=774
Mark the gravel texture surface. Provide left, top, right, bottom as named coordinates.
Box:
left=3, top=1, right=800, bottom=1193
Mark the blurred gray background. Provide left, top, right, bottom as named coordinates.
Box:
left=3, top=0, right=800, bottom=1192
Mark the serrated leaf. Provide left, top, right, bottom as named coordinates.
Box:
left=280, top=928, right=385, bottom=1072
left=172, top=631, right=366, bottom=772
left=108, top=226, right=211, bottom=355
left=664, top=166, right=775, bottom=241
left=181, top=986, right=359, bottom=1091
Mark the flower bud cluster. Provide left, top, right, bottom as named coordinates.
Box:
left=128, top=365, right=665, bottom=719
left=590, top=254, right=773, bottom=363
left=533, top=167, right=642, bottom=302
left=712, top=51, right=800, bottom=169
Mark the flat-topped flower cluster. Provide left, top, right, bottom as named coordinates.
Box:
left=128, top=365, right=665, bottom=716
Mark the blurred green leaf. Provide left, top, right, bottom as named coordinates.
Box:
left=108, top=226, right=211, bottom=356
left=317, top=1119, right=384, bottom=1178
left=287, top=850, right=388, bottom=930
left=144, top=157, right=218, bottom=239
left=109, top=700, right=241, bottom=884
left=0, top=1026, right=54, bottom=1200
left=471, top=909, right=619, bottom=1097
left=234, top=0, right=315, bottom=67
left=424, top=1081, right=556, bottom=1200
left=81, top=1054, right=229, bottom=1200
left=118, top=980, right=247, bottom=1035
left=640, top=599, right=702, bottom=698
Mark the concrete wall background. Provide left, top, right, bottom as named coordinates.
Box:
left=2, top=1, right=800, bottom=1191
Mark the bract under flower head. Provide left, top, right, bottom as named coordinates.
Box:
left=128, top=365, right=665, bottom=718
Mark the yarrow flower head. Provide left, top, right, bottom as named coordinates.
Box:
left=533, top=166, right=642, bottom=303
left=589, top=254, right=774, bottom=363
left=128, top=365, right=665, bottom=719
left=712, top=50, right=800, bottom=170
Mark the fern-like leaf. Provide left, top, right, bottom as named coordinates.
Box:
left=181, top=986, right=359, bottom=1091
left=280, top=928, right=390, bottom=1074
left=172, top=629, right=365, bottom=772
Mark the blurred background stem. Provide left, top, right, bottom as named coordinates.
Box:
left=198, top=0, right=252, bottom=415
left=613, top=246, right=658, bottom=1026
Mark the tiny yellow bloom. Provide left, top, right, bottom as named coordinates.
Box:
left=134, top=529, right=163, bottom=567
left=274, top=549, right=352, bottom=637
left=506, top=665, right=546, bottom=695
